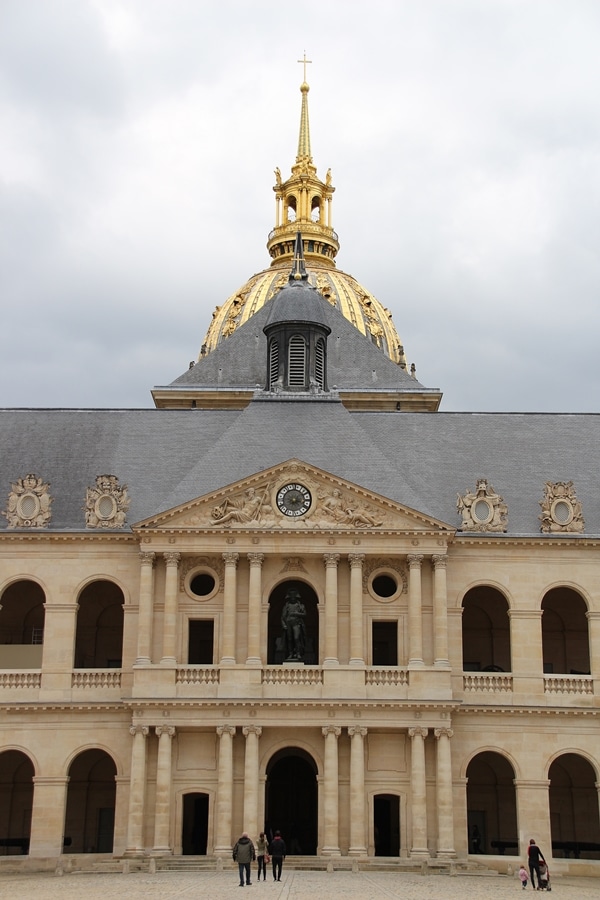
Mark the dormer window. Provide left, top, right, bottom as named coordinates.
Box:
left=288, top=335, right=306, bottom=386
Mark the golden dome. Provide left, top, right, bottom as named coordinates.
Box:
left=199, top=78, right=408, bottom=369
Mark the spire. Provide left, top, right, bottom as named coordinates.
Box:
left=296, top=53, right=312, bottom=163
left=290, top=231, right=308, bottom=281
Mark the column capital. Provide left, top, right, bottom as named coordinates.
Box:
left=139, top=551, right=156, bottom=566
left=408, top=726, right=428, bottom=739
left=155, top=725, right=176, bottom=739
left=247, top=552, right=265, bottom=566
left=129, top=725, right=149, bottom=738
left=217, top=724, right=236, bottom=738
left=348, top=553, right=365, bottom=567
left=407, top=554, right=424, bottom=568
left=323, top=553, right=340, bottom=567
left=243, top=725, right=263, bottom=738
left=434, top=727, right=454, bottom=740
left=322, top=724, right=341, bottom=738
left=163, top=551, right=181, bottom=566
left=432, top=554, right=448, bottom=569
left=222, top=551, right=240, bottom=565
left=348, top=725, right=367, bottom=738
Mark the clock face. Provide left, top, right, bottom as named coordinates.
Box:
left=276, top=483, right=312, bottom=517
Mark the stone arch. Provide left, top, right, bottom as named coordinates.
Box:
left=64, top=748, right=117, bottom=853
left=549, top=752, right=600, bottom=859
left=180, top=790, right=210, bottom=855
left=0, top=579, right=46, bottom=667
left=541, top=587, right=590, bottom=675
left=0, top=749, right=35, bottom=855
left=265, top=746, right=318, bottom=855
left=466, top=750, right=518, bottom=856
left=74, top=579, right=124, bottom=668
left=267, top=579, right=319, bottom=665
left=462, top=585, right=511, bottom=672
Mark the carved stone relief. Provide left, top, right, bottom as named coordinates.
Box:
left=2, top=474, right=52, bottom=528
left=85, top=475, right=130, bottom=528
left=211, top=484, right=276, bottom=527
left=315, top=488, right=385, bottom=528
left=539, top=481, right=584, bottom=533
left=457, top=478, right=508, bottom=533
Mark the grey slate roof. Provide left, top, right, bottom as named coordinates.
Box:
left=1, top=403, right=600, bottom=535
left=164, top=287, right=433, bottom=394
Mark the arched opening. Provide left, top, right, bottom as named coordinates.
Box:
left=74, top=581, right=124, bottom=668
left=265, top=749, right=317, bottom=855
left=0, top=750, right=34, bottom=855
left=182, top=792, right=209, bottom=855
left=288, top=334, right=306, bottom=387
left=549, top=753, right=600, bottom=858
left=64, top=749, right=116, bottom=853
left=374, top=793, right=400, bottom=856
left=286, top=196, right=297, bottom=223
left=311, top=197, right=321, bottom=223
left=466, top=751, right=518, bottom=855
left=462, top=587, right=511, bottom=672
left=267, top=581, right=319, bottom=665
left=542, top=588, right=590, bottom=674
left=0, top=581, right=45, bottom=668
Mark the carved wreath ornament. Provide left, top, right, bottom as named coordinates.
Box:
left=85, top=475, right=130, bottom=528
left=2, top=474, right=52, bottom=528
left=457, top=478, right=507, bottom=533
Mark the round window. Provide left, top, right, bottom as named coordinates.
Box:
left=372, top=574, right=397, bottom=598
left=551, top=499, right=573, bottom=526
left=190, top=572, right=216, bottom=598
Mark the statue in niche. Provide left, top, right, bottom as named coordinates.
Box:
left=281, top=588, right=306, bottom=662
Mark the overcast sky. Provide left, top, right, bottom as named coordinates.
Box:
left=2, top=0, right=600, bottom=411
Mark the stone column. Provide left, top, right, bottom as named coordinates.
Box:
left=29, top=776, right=69, bottom=857
left=409, top=726, right=429, bottom=858
left=432, top=555, right=450, bottom=667
left=348, top=725, right=368, bottom=855
left=323, top=554, right=340, bottom=666
left=434, top=727, right=456, bottom=857
left=125, top=724, right=150, bottom=855
left=153, top=725, right=176, bottom=854
left=214, top=725, right=236, bottom=854
left=160, top=552, right=180, bottom=665
left=135, top=552, right=156, bottom=665
left=246, top=553, right=264, bottom=666
left=220, top=553, right=239, bottom=664
left=587, top=611, right=600, bottom=692
left=243, top=725, right=262, bottom=837
left=40, top=601, right=79, bottom=697
left=348, top=554, right=365, bottom=666
left=407, top=555, right=424, bottom=667
left=321, top=725, right=341, bottom=855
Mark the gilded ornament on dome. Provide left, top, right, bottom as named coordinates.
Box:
left=3, top=474, right=52, bottom=528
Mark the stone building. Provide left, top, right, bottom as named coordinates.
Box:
left=0, top=77, right=599, bottom=875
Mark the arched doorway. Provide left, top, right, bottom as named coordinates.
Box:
left=64, top=749, right=116, bottom=853
left=267, top=581, right=319, bottom=665
left=0, top=750, right=34, bottom=855
left=182, top=792, right=209, bottom=855
left=549, top=753, right=600, bottom=858
left=466, top=751, right=518, bottom=855
left=374, top=793, right=400, bottom=856
left=542, top=588, right=590, bottom=674
left=0, top=581, right=45, bottom=668
left=462, top=586, right=511, bottom=672
left=265, top=749, right=317, bottom=854
left=74, top=581, right=124, bottom=668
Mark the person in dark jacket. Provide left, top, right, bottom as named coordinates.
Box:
left=233, top=832, right=255, bottom=887
left=268, top=830, right=287, bottom=881
left=527, top=838, right=545, bottom=890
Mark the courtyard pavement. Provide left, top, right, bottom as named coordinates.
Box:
left=0, top=869, right=599, bottom=899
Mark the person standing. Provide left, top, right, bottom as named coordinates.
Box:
left=268, top=829, right=287, bottom=881
left=527, top=838, right=545, bottom=891
left=233, top=831, right=255, bottom=887
left=256, top=831, right=268, bottom=881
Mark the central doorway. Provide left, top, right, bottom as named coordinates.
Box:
left=182, top=792, right=209, bottom=855
left=265, top=749, right=317, bottom=855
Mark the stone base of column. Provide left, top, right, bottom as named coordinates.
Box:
left=123, top=848, right=146, bottom=857
left=408, top=658, right=425, bottom=667
left=322, top=658, right=340, bottom=667
left=436, top=849, right=457, bottom=859
left=245, top=656, right=262, bottom=667
left=348, top=847, right=367, bottom=856
left=149, top=846, right=173, bottom=856
left=321, top=846, right=342, bottom=856
left=159, top=656, right=176, bottom=666
left=410, top=848, right=430, bottom=859
left=220, top=656, right=236, bottom=665
left=434, top=658, right=450, bottom=667
left=134, top=657, right=151, bottom=666
left=348, top=658, right=365, bottom=667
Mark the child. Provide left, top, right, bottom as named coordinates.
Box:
left=518, top=864, right=528, bottom=889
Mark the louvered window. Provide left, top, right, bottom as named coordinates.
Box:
left=269, top=339, right=279, bottom=387
left=288, top=335, right=306, bottom=386
left=315, top=338, right=325, bottom=388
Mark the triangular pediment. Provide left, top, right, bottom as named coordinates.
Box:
left=134, top=459, right=454, bottom=534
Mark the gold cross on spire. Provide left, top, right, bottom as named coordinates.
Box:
left=297, top=52, right=312, bottom=82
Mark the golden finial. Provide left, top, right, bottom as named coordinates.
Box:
left=297, top=51, right=312, bottom=84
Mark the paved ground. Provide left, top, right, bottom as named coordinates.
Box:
left=0, top=870, right=598, bottom=899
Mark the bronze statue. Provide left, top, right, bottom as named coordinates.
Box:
left=281, top=589, right=306, bottom=661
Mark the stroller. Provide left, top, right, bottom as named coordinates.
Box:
left=538, top=861, right=551, bottom=891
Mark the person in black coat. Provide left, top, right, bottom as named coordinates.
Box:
left=268, top=830, right=287, bottom=881
left=527, top=838, right=545, bottom=890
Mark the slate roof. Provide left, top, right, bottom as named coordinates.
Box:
left=1, top=403, right=600, bottom=535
